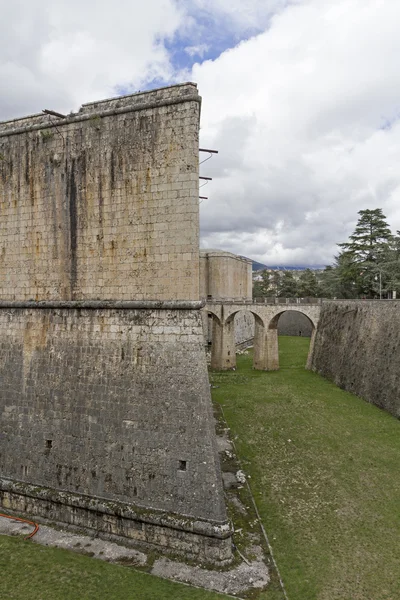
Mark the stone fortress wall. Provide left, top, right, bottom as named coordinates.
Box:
left=0, top=83, right=232, bottom=564
left=311, top=301, right=400, bottom=418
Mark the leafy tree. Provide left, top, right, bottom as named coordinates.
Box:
left=297, top=269, right=321, bottom=297
left=277, top=271, right=298, bottom=297
left=253, top=270, right=273, bottom=298
left=270, top=271, right=281, bottom=294
left=259, top=270, right=273, bottom=296
left=252, top=281, right=264, bottom=298
left=333, top=251, right=359, bottom=298
left=319, top=266, right=341, bottom=298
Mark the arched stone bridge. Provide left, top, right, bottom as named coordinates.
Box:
left=205, top=301, right=321, bottom=371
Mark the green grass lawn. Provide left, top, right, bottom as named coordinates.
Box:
left=211, top=337, right=400, bottom=600
left=0, top=535, right=227, bottom=600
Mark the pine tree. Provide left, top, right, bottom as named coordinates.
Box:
left=319, top=266, right=341, bottom=298
left=380, top=231, right=400, bottom=296
left=333, top=252, right=359, bottom=298
left=337, top=209, right=392, bottom=297
left=338, top=208, right=392, bottom=262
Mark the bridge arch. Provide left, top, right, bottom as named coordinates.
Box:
left=206, top=309, right=222, bottom=326
left=268, top=307, right=318, bottom=331
left=204, top=309, right=224, bottom=370
left=225, top=309, right=267, bottom=371
left=224, top=308, right=265, bottom=328
left=222, top=305, right=265, bottom=327
left=204, top=301, right=320, bottom=371
left=266, top=308, right=318, bottom=370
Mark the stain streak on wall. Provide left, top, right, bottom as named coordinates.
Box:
left=0, top=84, right=200, bottom=301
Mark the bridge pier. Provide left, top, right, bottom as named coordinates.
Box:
left=253, top=318, right=268, bottom=370
left=266, top=329, right=280, bottom=370
left=210, top=318, right=236, bottom=370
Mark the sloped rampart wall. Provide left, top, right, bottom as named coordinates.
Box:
left=311, top=301, right=400, bottom=417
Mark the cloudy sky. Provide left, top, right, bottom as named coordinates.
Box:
left=1, top=0, right=399, bottom=266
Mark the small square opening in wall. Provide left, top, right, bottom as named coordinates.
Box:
left=46, top=440, right=53, bottom=449
left=178, top=460, right=187, bottom=472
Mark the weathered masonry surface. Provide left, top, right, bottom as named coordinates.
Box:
left=0, top=84, right=231, bottom=564
left=200, top=250, right=252, bottom=301
left=0, top=83, right=199, bottom=301
left=311, top=301, right=400, bottom=418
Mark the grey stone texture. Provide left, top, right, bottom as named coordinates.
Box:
left=0, top=308, right=225, bottom=519
left=311, top=301, right=400, bottom=417
left=0, top=83, right=232, bottom=563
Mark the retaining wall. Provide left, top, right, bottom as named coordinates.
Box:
left=311, top=301, right=400, bottom=417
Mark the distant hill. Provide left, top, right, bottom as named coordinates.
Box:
left=242, top=257, right=325, bottom=271
left=251, top=260, right=269, bottom=271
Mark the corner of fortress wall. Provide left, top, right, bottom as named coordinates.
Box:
left=0, top=83, right=232, bottom=564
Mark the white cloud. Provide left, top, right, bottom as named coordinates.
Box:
left=1, top=0, right=400, bottom=266
left=0, top=0, right=183, bottom=118
left=196, top=0, right=400, bottom=265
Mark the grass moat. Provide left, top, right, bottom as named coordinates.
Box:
left=210, top=336, right=400, bottom=600
left=1, top=336, right=400, bottom=599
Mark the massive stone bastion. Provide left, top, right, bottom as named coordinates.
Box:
left=0, top=83, right=232, bottom=564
